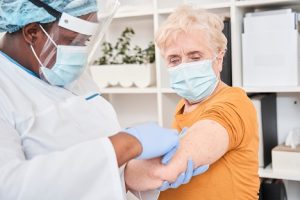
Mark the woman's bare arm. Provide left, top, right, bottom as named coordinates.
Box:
left=125, top=119, right=229, bottom=191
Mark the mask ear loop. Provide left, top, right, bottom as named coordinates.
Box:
left=212, top=53, right=223, bottom=82
left=30, top=44, right=50, bottom=81
left=30, top=45, right=44, bottom=67
left=39, top=25, right=58, bottom=48
left=30, top=44, right=50, bottom=80
left=30, top=25, right=58, bottom=80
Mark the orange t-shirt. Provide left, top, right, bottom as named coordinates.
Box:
left=159, top=86, right=259, bottom=200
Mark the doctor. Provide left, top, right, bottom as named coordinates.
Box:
left=0, top=0, right=203, bottom=199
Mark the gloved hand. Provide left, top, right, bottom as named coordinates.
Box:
left=158, top=128, right=209, bottom=191
left=161, top=128, right=188, bottom=165
left=158, top=159, right=209, bottom=191
left=124, top=122, right=179, bottom=160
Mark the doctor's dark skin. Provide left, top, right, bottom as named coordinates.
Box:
left=0, top=14, right=143, bottom=167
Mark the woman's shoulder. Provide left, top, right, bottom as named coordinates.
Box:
left=174, top=99, right=185, bottom=114
left=210, top=85, right=254, bottom=111
left=219, top=85, right=247, bottom=95
left=216, top=85, right=249, bottom=101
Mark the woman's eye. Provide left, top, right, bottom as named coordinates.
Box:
left=191, top=57, right=201, bottom=61
left=169, top=58, right=180, bottom=64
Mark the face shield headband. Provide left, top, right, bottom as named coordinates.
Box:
left=28, top=0, right=120, bottom=36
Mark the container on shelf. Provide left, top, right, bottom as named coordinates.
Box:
left=242, top=9, right=300, bottom=87
left=90, top=63, right=156, bottom=88
left=272, top=144, right=300, bottom=172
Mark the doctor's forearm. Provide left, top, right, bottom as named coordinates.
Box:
left=109, top=132, right=142, bottom=167
left=125, top=158, right=165, bottom=191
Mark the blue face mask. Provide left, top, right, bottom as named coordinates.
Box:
left=30, top=25, right=88, bottom=86
left=168, top=59, right=219, bottom=104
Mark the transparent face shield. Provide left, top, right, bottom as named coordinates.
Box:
left=28, top=0, right=120, bottom=86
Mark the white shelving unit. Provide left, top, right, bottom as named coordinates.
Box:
left=235, top=0, right=300, bottom=7
left=245, top=86, right=300, bottom=93
left=100, top=87, right=158, bottom=94
left=89, top=0, right=300, bottom=199
left=114, top=11, right=154, bottom=19
left=259, top=164, right=300, bottom=182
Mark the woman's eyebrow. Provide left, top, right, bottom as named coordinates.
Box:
left=167, top=54, right=180, bottom=60
left=187, top=51, right=203, bottom=56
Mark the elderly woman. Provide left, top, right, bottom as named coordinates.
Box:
left=125, top=5, right=259, bottom=200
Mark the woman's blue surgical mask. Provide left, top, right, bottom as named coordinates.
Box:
left=168, top=59, right=219, bottom=104
left=30, top=25, right=88, bottom=86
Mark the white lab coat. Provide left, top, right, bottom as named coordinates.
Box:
left=0, top=52, right=159, bottom=200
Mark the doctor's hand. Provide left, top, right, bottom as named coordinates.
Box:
left=158, top=159, right=209, bottom=191
left=162, top=147, right=209, bottom=176
left=158, top=128, right=209, bottom=191
left=124, top=157, right=207, bottom=192
left=124, top=158, right=197, bottom=192
left=159, top=159, right=192, bottom=191
left=124, top=122, right=179, bottom=160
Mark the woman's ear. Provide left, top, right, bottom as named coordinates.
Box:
left=216, top=50, right=225, bottom=72
left=22, top=23, right=43, bottom=46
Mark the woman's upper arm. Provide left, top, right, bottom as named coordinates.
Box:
left=159, top=119, right=229, bottom=180
left=181, top=119, right=229, bottom=166
left=168, top=102, right=245, bottom=171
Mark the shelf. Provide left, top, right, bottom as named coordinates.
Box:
left=157, top=2, right=231, bottom=15
left=114, top=10, right=154, bottom=18
left=98, top=87, right=158, bottom=94
left=235, top=0, right=300, bottom=7
left=100, top=86, right=300, bottom=94
left=196, top=1, right=232, bottom=9
left=259, top=164, right=300, bottom=181
left=100, top=88, right=178, bottom=94
left=160, top=88, right=176, bottom=93
left=157, top=8, right=175, bottom=15
left=243, top=86, right=300, bottom=93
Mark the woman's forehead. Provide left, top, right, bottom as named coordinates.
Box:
left=164, top=30, right=211, bottom=55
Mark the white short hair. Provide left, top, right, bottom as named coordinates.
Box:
left=155, top=5, right=227, bottom=55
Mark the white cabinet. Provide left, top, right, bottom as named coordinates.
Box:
left=89, top=0, right=300, bottom=199
left=105, top=93, right=158, bottom=127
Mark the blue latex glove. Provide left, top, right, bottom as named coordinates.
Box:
left=158, top=159, right=209, bottom=191
left=161, top=128, right=188, bottom=165
left=124, top=122, right=179, bottom=160
left=159, top=127, right=209, bottom=190
left=158, top=159, right=194, bottom=191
